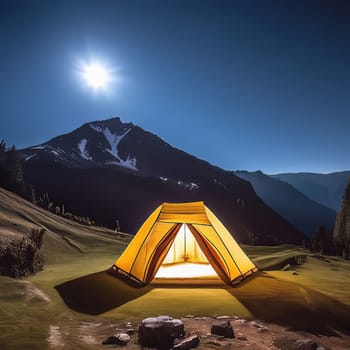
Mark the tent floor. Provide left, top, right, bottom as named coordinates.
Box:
left=153, top=262, right=224, bottom=285
left=151, top=277, right=225, bottom=285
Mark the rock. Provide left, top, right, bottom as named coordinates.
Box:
left=216, top=316, right=231, bottom=319
left=257, top=326, right=269, bottom=333
left=211, top=321, right=235, bottom=338
left=250, top=321, right=264, bottom=328
left=102, top=333, right=130, bottom=346
left=205, top=340, right=222, bottom=346
left=237, top=335, right=248, bottom=341
left=173, top=335, right=200, bottom=350
left=126, top=328, right=135, bottom=335
left=293, top=272, right=298, bottom=275
left=138, top=315, right=185, bottom=349
left=281, top=263, right=291, bottom=271
left=293, top=339, right=318, bottom=350
left=234, top=319, right=247, bottom=325
left=184, top=315, right=195, bottom=318
left=316, top=347, right=326, bottom=350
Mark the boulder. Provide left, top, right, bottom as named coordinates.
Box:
left=138, top=315, right=185, bottom=349
left=173, top=335, right=200, bottom=350
left=211, top=321, right=235, bottom=338
left=102, top=333, right=130, bottom=346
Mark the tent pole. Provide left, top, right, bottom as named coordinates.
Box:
left=184, top=224, right=187, bottom=261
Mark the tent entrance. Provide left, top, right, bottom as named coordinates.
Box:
left=154, top=224, right=219, bottom=279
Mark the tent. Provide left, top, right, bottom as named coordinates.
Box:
left=113, top=202, right=257, bottom=285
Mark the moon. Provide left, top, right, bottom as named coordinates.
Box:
left=79, top=62, right=112, bottom=90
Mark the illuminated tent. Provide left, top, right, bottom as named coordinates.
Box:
left=113, top=202, right=257, bottom=285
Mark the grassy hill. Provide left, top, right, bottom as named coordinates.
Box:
left=0, top=187, right=130, bottom=263
left=0, top=188, right=350, bottom=349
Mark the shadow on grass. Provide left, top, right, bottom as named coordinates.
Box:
left=56, top=269, right=350, bottom=336
left=55, top=268, right=153, bottom=315
left=229, top=271, right=350, bottom=336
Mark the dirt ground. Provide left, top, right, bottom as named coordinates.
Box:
left=46, top=315, right=350, bottom=350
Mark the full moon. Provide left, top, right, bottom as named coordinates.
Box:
left=82, top=63, right=110, bottom=89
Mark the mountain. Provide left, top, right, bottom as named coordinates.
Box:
left=271, top=171, right=350, bottom=211
left=19, top=117, right=305, bottom=245
left=233, top=171, right=337, bottom=236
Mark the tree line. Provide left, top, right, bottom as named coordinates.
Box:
left=0, top=140, right=101, bottom=228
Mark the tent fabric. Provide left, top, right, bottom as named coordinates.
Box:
left=114, top=201, right=257, bottom=285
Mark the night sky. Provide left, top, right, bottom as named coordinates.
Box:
left=1, top=0, right=349, bottom=174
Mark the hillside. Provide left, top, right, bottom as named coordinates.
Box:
left=234, top=171, right=336, bottom=236
left=19, top=117, right=305, bottom=245
left=272, top=171, right=350, bottom=211
left=0, top=186, right=129, bottom=263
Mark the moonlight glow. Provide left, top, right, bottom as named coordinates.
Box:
left=82, top=63, right=110, bottom=89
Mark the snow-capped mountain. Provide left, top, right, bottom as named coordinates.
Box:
left=20, top=117, right=306, bottom=244
left=22, top=118, right=138, bottom=170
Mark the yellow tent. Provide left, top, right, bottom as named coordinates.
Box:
left=113, top=202, right=257, bottom=285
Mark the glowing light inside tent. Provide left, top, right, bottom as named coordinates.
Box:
left=155, top=262, right=218, bottom=278
left=155, top=224, right=219, bottom=279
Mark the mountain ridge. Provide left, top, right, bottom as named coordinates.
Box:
left=272, top=171, right=350, bottom=211
left=19, top=116, right=306, bottom=245
left=233, top=170, right=337, bottom=236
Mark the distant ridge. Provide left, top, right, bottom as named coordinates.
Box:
left=234, top=170, right=337, bottom=236
left=272, top=171, right=350, bottom=211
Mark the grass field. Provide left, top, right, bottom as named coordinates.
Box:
left=1, top=240, right=350, bottom=349
left=1, top=188, right=350, bottom=349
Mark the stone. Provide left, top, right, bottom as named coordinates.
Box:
left=173, top=335, right=200, bottom=350
left=250, top=321, right=264, bottom=328
left=234, top=319, right=247, bottom=325
left=205, top=340, right=222, bottom=346
left=293, top=339, right=318, bottom=350
left=216, top=316, right=231, bottom=319
left=138, top=315, right=185, bottom=349
left=257, top=326, right=269, bottom=333
left=102, top=333, right=130, bottom=346
left=211, top=321, right=235, bottom=339
left=281, top=263, right=291, bottom=271
left=237, top=335, right=248, bottom=341
left=126, top=328, right=135, bottom=335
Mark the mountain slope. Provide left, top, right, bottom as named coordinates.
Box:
left=272, top=171, right=350, bottom=211
left=234, top=171, right=336, bottom=236
left=19, top=117, right=305, bottom=245
left=0, top=187, right=128, bottom=263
